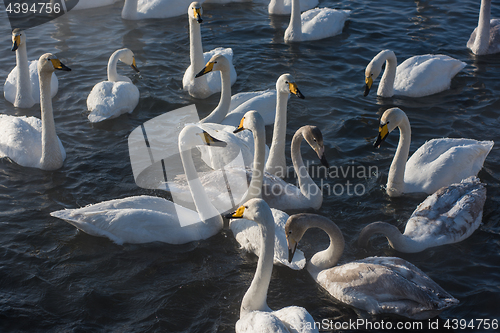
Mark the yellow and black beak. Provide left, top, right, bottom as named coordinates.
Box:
left=364, top=76, right=373, bottom=97
left=224, top=205, right=245, bottom=219
left=373, top=122, right=389, bottom=148
left=131, top=58, right=140, bottom=73
left=50, top=59, right=71, bottom=72
left=233, top=117, right=246, bottom=134
left=287, top=237, right=298, bottom=263
left=11, top=35, right=20, bottom=52
left=289, top=82, right=305, bottom=99
left=194, top=7, right=203, bottom=23
left=198, top=131, right=227, bottom=147
left=195, top=61, right=214, bottom=78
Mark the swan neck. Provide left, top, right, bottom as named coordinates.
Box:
left=378, top=52, right=397, bottom=97
left=290, top=0, right=302, bottom=33
left=387, top=116, right=411, bottom=196
left=14, top=42, right=33, bottom=104
left=240, top=211, right=274, bottom=317
left=291, top=129, right=320, bottom=204
left=264, top=91, right=288, bottom=177
left=107, top=50, right=122, bottom=82
left=39, top=71, right=63, bottom=170
left=122, top=0, right=138, bottom=19
left=199, top=68, right=231, bottom=124
left=189, top=18, right=205, bottom=74
left=475, top=0, right=491, bottom=53
left=358, top=222, right=415, bottom=253
left=307, top=217, right=345, bottom=274
left=179, top=145, right=223, bottom=228
left=241, top=125, right=266, bottom=203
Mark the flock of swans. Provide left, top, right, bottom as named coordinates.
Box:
left=1, top=0, right=499, bottom=331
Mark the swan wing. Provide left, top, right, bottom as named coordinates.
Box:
left=87, top=81, right=140, bottom=123
left=273, top=306, right=319, bottom=333
left=230, top=208, right=306, bottom=270
left=301, top=8, right=350, bottom=41
left=318, top=256, right=458, bottom=320
left=223, top=90, right=278, bottom=126
left=236, top=311, right=289, bottom=333
left=269, top=0, right=319, bottom=15
left=0, top=115, right=43, bottom=168
left=136, top=0, right=190, bottom=18
left=404, top=138, right=493, bottom=194
left=73, top=0, right=120, bottom=10
left=394, top=55, right=466, bottom=97
left=405, top=176, right=486, bottom=247
left=468, top=19, right=500, bottom=55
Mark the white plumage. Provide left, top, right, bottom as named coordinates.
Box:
left=467, top=0, right=500, bottom=55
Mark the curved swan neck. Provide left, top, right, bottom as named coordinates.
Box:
left=264, top=90, right=288, bottom=177
left=107, top=50, right=125, bottom=82
left=378, top=51, right=397, bottom=97
left=39, top=70, right=63, bottom=170
left=305, top=216, right=344, bottom=274
left=291, top=128, right=321, bottom=206
left=122, top=0, right=138, bottom=20
left=241, top=125, right=266, bottom=203
left=240, top=208, right=274, bottom=317
left=14, top=42, right=33, bottom=106
left=475, top=0, right=491, bottom=54
left=199, top=68, right=231, bottom=124
left=358, top=222, right=415, bottom=252
left=179, top=141, right=224, bottom=228
left=387, top=114, right=411, bottom=197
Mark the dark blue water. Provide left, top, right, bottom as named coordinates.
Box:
left=0, top=0, right=499, bottom=331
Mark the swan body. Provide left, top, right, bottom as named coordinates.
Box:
left=286, top=214, right=459, bottom=320
left=359, top=177, right=486, bottom=253
left=0, top=54, right=70, bottom=170
left=364, top=50, right=466, bottom=98
left=87, top=48, right=140, bottom=123
left=183, top=2, right=237, bottom=99
left=374, top=108, right=493, bottom=197
left=467, top=0, right=500, bottom=55
left=122, top=0, right=190, bottom=20
left=268, top=0, right=318, bottom=15
left=51, top=125, right=226, bottom=245
left=72, top=0, right=120, bottom=10
left=4, top=29, right=58, bottom=108
left=227, top=199, right=318, bottom=332
left=284, top=0, right=350, bottom=43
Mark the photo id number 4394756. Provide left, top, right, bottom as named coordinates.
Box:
left=444, top=319, right=498, bottom=330
left=5, top=2, right=62, bottom=14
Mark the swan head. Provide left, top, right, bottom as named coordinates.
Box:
left=233, top=111, right=265, bottom=135
left=277, top=74, right=305, bottom=99
left=364, top=50, right=395, bottom=96
left=301, top=126, right=329, bottom=168
left=37, top=53, right=71, bottom=74
left=373, top=107, right=407, bottom=148
left=285, top=214, right=312, bottom=263
left=188, top=2, right=203, bottom=23
left=11, top=28, right=26, bottom=52
left=225, top=198, right=273, bottom=227
left=195, top=53, right=230, bottom=78
left=179, top=124, right=227, bottom=151
left=117, top=48, right=140, bottom=73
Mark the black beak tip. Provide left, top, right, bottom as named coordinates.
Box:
left=11, top=45, right=18, bottom=52
left=224, top=213, right=234, bottom=219
left=287, top=249, right=293, bottom=263
left=197, top=18, right=203, bottom=23
left=320, top=155, right=330, bottom=168
left=60, top=64, right=71, bottom=72
left=363, top=85, right=370, bottom=97
left=195, top=69, right=205, bottom=78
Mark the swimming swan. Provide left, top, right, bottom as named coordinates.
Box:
left=364, top=50, right=466, bottom=98
left=374, top=107, right=493, bottom=197
left=268, top=0, right=318, bottom=15
left=183, top=2, right=237, bottom=99
left=122, top=0, right=190, bottom=20
left=72, top=0, right=120, bottom=10
left=0, top=53, right=70, bottom=170
left=286, top=214, right=459, bottom=319
left=86, top=48, right=140, bottom=123
left=51, top=126, right=226, bottom=245
left=227, top=199, right=318, bottom=332
left=4, top=29, right=58, bottom=108
left=467, top=0, right=500, bottom=55
left=284, top=0, right=350, bottom=43
left=358, top=177, right=486, bottom=253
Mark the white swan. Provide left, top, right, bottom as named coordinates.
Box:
left=359, top=176, right=486, bottom=253
left=0, top=53, right=70, bottom=171
left=268, top=0, right=318, bottom=15
left=86, top=48, right=140, bottom=123
left=286, top=214, right=459, bottom=320
left=4, top=29, right=58, bottom=108
left=122, top=0, right=189, bottom=20
left=227, top=199, right=318, bottom=332
left=72, top=0, right=120, bottom=10
left=284, top=0, right=350, bottom=43
left=364, top=50, right=466, bottom=98
left=51, top=125, right=226, bottom=245
left=183, top=2, right=237, bottom=99
left=467, top=0, right=500, bottom=55
left=374, top=107, right=493, bottom=197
